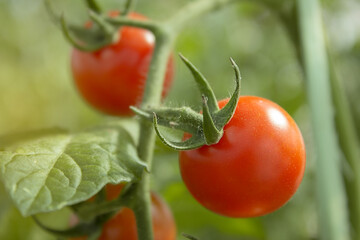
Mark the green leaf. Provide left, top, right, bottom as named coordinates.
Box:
left=0, top=127, right=146, bottom=217
left=0, top=206, right=71, bottom=240
left=0, top=128, right=67, bottom=149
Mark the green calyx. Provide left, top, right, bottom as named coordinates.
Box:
left=132, top=54, right=241, bottom=151
left=182, top=233, right=200, bottom=240
left=45, top=0, right=137, bottom=52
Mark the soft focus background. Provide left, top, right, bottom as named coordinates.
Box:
left=0, top=0, right=359, bottom=239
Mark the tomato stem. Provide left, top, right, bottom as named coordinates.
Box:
left=296, top=0, right=351, bottom=239
left=328, top=48, right=360, bottom=240
left=85, top=0, right=102, bottom=14
left=106, top=16, right=162, bottom=33
left=121, top=0, right=137, bottom=16
left=88, top=11, right=117, bottom=39
left=131, top=29, right=174, bottom=240
left=121, top=0, right=242, bottom=239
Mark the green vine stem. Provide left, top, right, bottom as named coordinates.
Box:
left=296, top=0, right=351, bottom=239
left=122, top=0, right=137, bottom=16
left=328, top=53, right=360, bottom=240
left=132, top=31, right=174, bottom=240
left=125, top=0, right=239, bottom=239
left=85, top=0, right=102, bottom=13
left=274, top=0, right=359, bottom=238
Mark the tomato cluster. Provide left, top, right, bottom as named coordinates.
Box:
left=180, top=96, right=306, bottom=217
left=71, top=12, right=174, bottom=116
left=69, top=7, right=305, bottom=235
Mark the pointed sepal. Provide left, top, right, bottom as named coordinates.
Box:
left=122, top=0, right=137, bottom=16
left=202, top=95, right=223, bottom=145
left=131, top=106, right=202, bottom=135
left=88, top=10, right=119, bottom=43
left=45, top=0, right=119, bottom=52
left=60, top=14, right=107, bottom=51
left=179, top=54, right=219, bottom=112
left=212, top=57, right=241, bottom=129
left=153, top=113, right=205, bottom=150
left=182, top=233, right=200, bottom=240
left=44, top=1, right=104, bottom=44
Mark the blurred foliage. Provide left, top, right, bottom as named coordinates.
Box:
left=0, top=0, right=359, bottom=239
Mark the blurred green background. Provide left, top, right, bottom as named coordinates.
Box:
left=0, top=0, right=359, bottom=239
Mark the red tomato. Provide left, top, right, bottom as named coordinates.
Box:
left=179, top=96, right=306, bottom=218
left=71, top=184, right=176, bottom=240
left=71, top=12, right=174, bottom=116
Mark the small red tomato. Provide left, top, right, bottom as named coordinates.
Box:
left=71, top=184, right=176, bottom=240
left=71, top=12, right=174, bottom=116
left=179, top=96, right=306, bottom=218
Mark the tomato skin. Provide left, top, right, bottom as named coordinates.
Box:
left=179, top=96, right=306, bottom=218
left=98, top=192, right=176, bottom=240
left=71, top=12, right=174, bottom=116
left=71, top=184, right=176, bottom=240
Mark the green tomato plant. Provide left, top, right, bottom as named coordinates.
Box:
left=0, top=0, right=359, bottom=240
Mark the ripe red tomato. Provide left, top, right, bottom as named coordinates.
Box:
left=71, top=12, right=174, bottom=116
left=71, top=184, right=176, bottom=240
left=179, top=96, right=306, bottom=218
